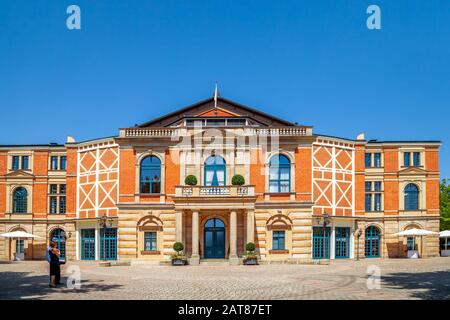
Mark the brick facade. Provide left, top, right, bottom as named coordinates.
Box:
left=0, top=97, right=442, bottom=263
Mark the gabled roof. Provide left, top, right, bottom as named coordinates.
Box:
left=136, top=96, right=299, bottom=128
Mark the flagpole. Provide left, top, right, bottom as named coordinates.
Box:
left=214, top=82, right=218, bottom=109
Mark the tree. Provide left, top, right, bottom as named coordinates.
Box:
left=440, top=179, right=450, bottom=231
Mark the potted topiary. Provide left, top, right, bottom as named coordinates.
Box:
left=185, top=175, right=198, bottom=186
left=171, top=242, right=188, bottom=266
left=232, top=174, right=245, bottom=186
left=242, top=242, right=258, bottom=265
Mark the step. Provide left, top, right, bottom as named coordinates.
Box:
left=199, top=259, right=231, bottom=266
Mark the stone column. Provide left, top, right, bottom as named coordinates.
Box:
left=191, top=210, right=200, bottom=265
left=229, top=210, right=239, bottom=265
left=246, top=209, right=255, bottom=244
left=175, top=211, right=183, bottom=243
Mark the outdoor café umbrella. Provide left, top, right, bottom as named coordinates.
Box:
left=0, top=230, right=43, bottom=261
left=0, top=230, right=43, bottom=239
left=394, top=228, right=439, bottom=258
left=440, top=231, right=450, bottom=253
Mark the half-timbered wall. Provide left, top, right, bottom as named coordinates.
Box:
left=312, top=139, right=355, bottom=217
left=77, top=140, right=119, bottom=219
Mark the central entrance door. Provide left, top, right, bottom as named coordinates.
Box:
left=204, top=218, right=225, bottom=259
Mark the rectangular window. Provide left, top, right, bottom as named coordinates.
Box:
left=144, top=232, right=157, bottom=251
left=365, top=153, right=371, bottom=168
left=59, top=196, right=66, bottom=214
left=206, top=119, right=226, bottom=127
left=374, top=181, right=381, bottom=192
left=50, top=196, right=58, bottom=214
left=365, top=194, right=372, bottom=212
left=12, top=156, right=20, bottom=171
left=16, top=239, right=25, bottom=254
left=50, top=184, right=58, bottom=194
left=373, top=153, right=381, bottom=167
left=21, top=156, right=29, bottom=170
left=60, top=156, right=67, bottom=170
left=374, top=194, right=382, bottom=211
left=413, top=152, right=421, bottom=167
left=50, top=156, right=59, bottom=170
left=407, top=237, right=415, bottom=251
left=272, top=231, right=285, bottom=250
left=226, top=119, right=246, bottom=126
left=366, top=181, right=382, bottom=212
left=404, top=152, right=411, bottom=167
left=60, top=184, right=66, bottom=194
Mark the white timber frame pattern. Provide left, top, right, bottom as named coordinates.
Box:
left=312, top=139, right=355, bottom=217
left=77, top=140, right=119, bottom=218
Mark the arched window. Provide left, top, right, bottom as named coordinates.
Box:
left=269, top=154, right=291, bottom=193
left=365, top=226, right=381, bottom=258
left=404, top=183, right=419, bottom=210
left=140, top=156, right=161, bottom=194
left=204, top=156, right=226, bottom=186
left=13, top=187, right=28, bottom=213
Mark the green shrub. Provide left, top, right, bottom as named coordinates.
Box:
left=245, top=242, right=256, bottom=252
left=185, top=175, right=198, bottom=186
left=232, top=174, right=245, bottom=186
left=173, top=242, right=184, bottom=254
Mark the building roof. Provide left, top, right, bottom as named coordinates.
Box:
left=136, top=96, right=303, bottom=128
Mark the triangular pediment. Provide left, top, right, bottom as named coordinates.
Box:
left=136, top=96, right=297, bottom=128
left=398, top=166, right=427, bottom=175
left=196, top=107, right=240, bottom=118
left=6, top=170, right=34, bottom=178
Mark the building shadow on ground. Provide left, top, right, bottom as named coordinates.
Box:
left=0, top=271, right=122, bottom=300
left=382, top=270, right=450, bottom=300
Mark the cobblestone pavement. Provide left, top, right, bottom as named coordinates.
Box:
left=0, top=258, right=449, bottom=300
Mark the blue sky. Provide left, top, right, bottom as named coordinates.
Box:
left=0, top=1, right=449, bottom=178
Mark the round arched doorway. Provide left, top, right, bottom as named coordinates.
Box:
left=204, top=218, right=225, bottom=259
left=50, top=228, right=66, bottom=262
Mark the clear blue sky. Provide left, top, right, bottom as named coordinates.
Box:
left=1, top=1, right=449, bottom=178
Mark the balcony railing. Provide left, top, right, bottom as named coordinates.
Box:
left=119, top=126, right=312, bottom=138
left=175, top=185, right=255, bottom=197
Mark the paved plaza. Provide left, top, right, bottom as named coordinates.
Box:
left=0, top=258, right=449, bottom=300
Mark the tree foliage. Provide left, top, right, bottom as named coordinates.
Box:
left=440, top=179, right=450, bottom=231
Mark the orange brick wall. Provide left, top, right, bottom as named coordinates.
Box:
left=119, top=148, right=136, bottom=203
left=295, top=147, right=312, bottom=202
left=32, top=151, right=49, bottom=217
left=250, top=148, right=265, bottom=200
left=354, top=145, right=366, bottom=214
left=425, top=147, right=439, bottom=172
left=165, top=149, right=180, bottom=200
left=66, top=147, right=77, bottom=218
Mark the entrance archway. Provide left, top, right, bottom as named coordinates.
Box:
left=50, top=228, right=66, bottom=261
left=203, top=218, right=225, bottom=259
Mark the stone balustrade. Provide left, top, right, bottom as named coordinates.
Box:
left=119, top=126, right=312, bottom=138
left=175, top=185, right=254, bottom=197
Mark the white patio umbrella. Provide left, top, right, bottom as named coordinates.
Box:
left=0, top=230, right=43, bottom=239
left=440, top=230, right=450, bottom=238
left=394, top=228, right=439, bottom=258
left=0, top=231, right=43, bottom=261
left=440, top=231, right=450, bottom=255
